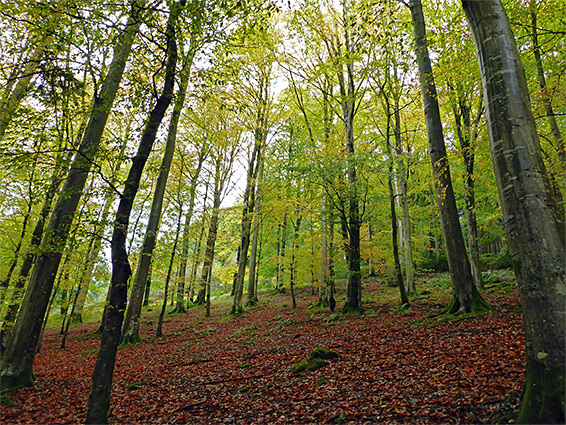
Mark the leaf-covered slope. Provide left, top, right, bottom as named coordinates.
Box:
left=2, top=278, right=523, bottom=424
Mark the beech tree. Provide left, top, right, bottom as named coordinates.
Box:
left=462, top=0, right=565, bottom=422
left=229, top=23, right=278, bottom=314
left=409, top=0, right=489, bottom=313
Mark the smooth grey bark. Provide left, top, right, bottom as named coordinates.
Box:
left=399, top=177, right=415, bottom=293
left=462, top=1, right=565, bottom=422
left=85, top=0, right=180, bottom=420
left=231, top=66, right=271, bottom=313
left=428, top=184, right=441, bottom=260
left=0, top=7, right=142, bottom=391
left=410, top=0, right=489, bottom=313
left=121, top=46, right=194, bottom=343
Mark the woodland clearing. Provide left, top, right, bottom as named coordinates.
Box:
left=1, top=273, right=524, bottom=424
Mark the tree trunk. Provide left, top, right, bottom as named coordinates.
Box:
left=156, top=206, right=183, bottom=338
left=318, top=192, right=330, bottom=307
left=85, top=3, right=179, bottom=421
left=393, top=94, right=416, bottom=294
left=0, top=7, right=141, bottom=391
left=231, top=142, right=261, bottom=314
left=328, top=206, right=336, bottom=312
left=246, top=163, right=264, bottom=306
left=203, top=187, right=222, bottom=317
left=71, top=234, right=97, bottom=324
left=0, top=4, right=63, bottom=142
left=428, top=185, right=441, bottom=260
left=275, top=215, right=287, bottom=293
left=336, top=35, right=362, bottom=312
left=190, top=214, right=208, bottom=306
left=289, top=215, right=302, bottom=310
left=388, top=172, right=409, bottom=306
left=122, top=46, right=193, bottom=337
left=462, top=1, right=565, bottom=422
left=451, top=93, right=484, bottom=290
left=410, top=0, right=489, bottom=313
left=385, top=111, right=410, bottom=306
left=173, top=152, right=206, bottom=312
left=529, top=1, right=565, bottom=169
left=142, top=264, right=152, bottom=307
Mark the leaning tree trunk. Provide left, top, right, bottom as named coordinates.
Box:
left=462, top=1, right=565, bottom=422
left=231, top=141, right=261, bottom=314
left=410, top=0, right=489, bottom=314
left=529, top=1, right=565, bottom=169
left=0, top=6, right=142, bottom=392
left=85, top=2, right=180, bottom=422
left=121, top=45, right=193, bottom=344
left=0, top=4, right=63, bottom=142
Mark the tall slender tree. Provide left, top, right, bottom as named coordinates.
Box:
left=121, top=26, right=194, bottom=344
left=86, top=1, right=182, bottom=421
left=409, top=0, right=489, bottom=313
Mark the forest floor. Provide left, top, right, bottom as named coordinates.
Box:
left=1, top=272, right=524, bottom=424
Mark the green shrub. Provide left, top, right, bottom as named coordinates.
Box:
left=417, top=251, right=449, bottom=272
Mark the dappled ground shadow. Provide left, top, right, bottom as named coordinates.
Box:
left=1, top=274, right=523, bottom=424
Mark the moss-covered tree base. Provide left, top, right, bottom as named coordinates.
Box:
left=120, top=331, right=141, bottom=347
left=170, top=305, right=187, bottom=314
left=0, top=368, right=35, bottom=394
left=245, top=298, right=258, bottom=307
left=517, top=371, right=565, bottom=424
left=70, top=313, right=83, bottom=324
left=230, top=306, right=244, bottom=316
left=340, top=304, right=364, bottom=315
left=444, top=288, right=491, bottom=315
